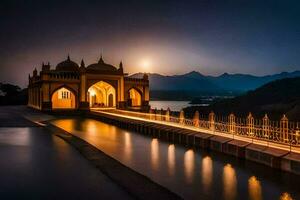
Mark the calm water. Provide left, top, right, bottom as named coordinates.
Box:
left=52, top=117, right=300, bottom=200
left=150, top=101, right=191, bottom=111
left=0, top=127, right=132, bottom=199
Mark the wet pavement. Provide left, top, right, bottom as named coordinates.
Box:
left=0, top=106, right=133, bottom=199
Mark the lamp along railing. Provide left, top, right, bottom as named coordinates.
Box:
left=108, top=108, right=300, bottom=147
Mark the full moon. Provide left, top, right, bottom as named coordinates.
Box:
left=141, top=59, right=151, bottom=71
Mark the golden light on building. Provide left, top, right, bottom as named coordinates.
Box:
left=28, top=55, right=150, bottom=111
left=167, top=144, right=175, bottom=176
left=51, top=87, right=76, bottom=109
left=248, top=176, right=262, bottom=200
left=129, top=88, right=142, bottom=106
left=184, top=149, right=195, bottom=183
left=202, top=156, right=213, bottom=193
left=88, top=81, right=116, bottom=107
left=151, top=138, right=159, bottom=171
left=223, top=164, right=237, bottom=200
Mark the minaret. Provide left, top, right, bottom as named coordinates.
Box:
left=80, top=59, right=85, bottom=68
left=118, top=61, right=124, bottom=73
left=80, top=59, right=86, bottom=73
left=33, top=68, right=37, bottom=76
left=98, top=54, right=104, bottom=63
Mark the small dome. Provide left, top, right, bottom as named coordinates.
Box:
left=86, top=56, right=117, bottom=72
left=56, top=56, right=79, bottom=71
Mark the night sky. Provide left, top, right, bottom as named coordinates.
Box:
left=1, top=0, right=300, bottom=87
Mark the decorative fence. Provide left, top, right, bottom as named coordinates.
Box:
left=108, top=108, right=300, bottom=147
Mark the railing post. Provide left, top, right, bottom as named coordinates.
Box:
left=209, top=111, right=215, bottom=131
left=179, top=109, right=185, bottom=125
left=149, top=109, right=154, bottom=120
left=262, top=114, right=270, bottom=139
left=193, top=111, right=200, bottom=127
left=247, top=112, right=254, bottom=137
left=165, top=107, right=170, bottom=122
left=280, top=114, right=289, bottom=142
left=296, top=122, right=300, bottom=145
left=228, top=113, right=236, bottom=134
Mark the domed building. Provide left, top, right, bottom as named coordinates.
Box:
left=28, top=55, right=150, bottom=111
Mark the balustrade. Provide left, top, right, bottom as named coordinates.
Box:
left=108, top=108, right=300, bottom=147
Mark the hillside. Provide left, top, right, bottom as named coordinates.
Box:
left=131, top=70, right=300, bottom=99
left=184, top=77, right=300, bottom=121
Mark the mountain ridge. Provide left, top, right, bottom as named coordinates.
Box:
left=130, top=70, right=300, bottom=94
left=184, top=77, right=300, bottom=121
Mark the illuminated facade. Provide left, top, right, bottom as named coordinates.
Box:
left=28, top=55, right=150, bottom=111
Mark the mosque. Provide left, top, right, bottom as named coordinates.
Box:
left=28, top=55, right=150, bottom=112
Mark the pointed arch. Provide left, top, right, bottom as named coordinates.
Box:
left=87, top=81, right=116, bottom=108
left=128, top=88, right=142, bottom=106
left=51, top=86, right=76, bottom=109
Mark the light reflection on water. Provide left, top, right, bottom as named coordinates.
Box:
left=168, top=144, right=175, bottom=176
left=124, top=132, right=132, bottom=163
left=184, top=149, right=195, bottom=184
left=223, top=164, right=237, bottom=200
left=202, top=156, right=213, bottom=193
left=280, top=192, right=294, bottom=200
left=248, top=176, right=262, bottom=200
left=151, top=138, right=159, bottom=171
left=51, top=118, right=299, bottom=200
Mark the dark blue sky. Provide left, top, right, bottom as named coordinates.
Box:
left=1, top=0, right=300, bottom=87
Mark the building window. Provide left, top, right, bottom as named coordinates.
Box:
left=58, top=88, right=71, bottom=99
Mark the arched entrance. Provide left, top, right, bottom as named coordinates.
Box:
left=51, top=87, right=76, bottom=109
left=128, top=88, right=142, bottom=106
left=87, top=81, right=116, bottom=108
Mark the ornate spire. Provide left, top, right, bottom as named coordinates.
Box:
left=80, top=59, right=85, bottom=68
left=98, top=54, right=104, bottom=63
left=119, top=60, right=123, bottom=69
left=67, top=54, right=70, bottom=61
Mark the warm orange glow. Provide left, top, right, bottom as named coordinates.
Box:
left=88, top=81, right=116, bottom=107
left=52, top=87, right=76, bottom=109
left=223, top=164, right=237, bottom=200
left=96, top=109, right=300, bottom=154
left=184, top=149, right=195, bottom=183
left=151, top=138, right=159, bottom=171
left=141, top=59, right=151, bottom=71
left=89, top=89, right=96, bottom=96
left=248, top=176, right=262, bottom=200
left=129, top=88, right=142, bottom=106
left=124, top=132, right=132, bottom=163
left=280, top=192, right=294, bottom=200
left=202, top=156, right=213, bottom=192
left=167, top=144, right=175, bottom=176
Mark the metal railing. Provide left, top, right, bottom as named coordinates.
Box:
left=103, top=109, right=300, bottom=149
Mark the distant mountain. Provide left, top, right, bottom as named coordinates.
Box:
left=132, top=71, right=222, bottom=92
left=131, top=70, right=300, bottom=96
left=184, top=77, right=300, bottom=121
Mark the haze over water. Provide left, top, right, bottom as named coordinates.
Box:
left=51, top=117, right=299, bottom=200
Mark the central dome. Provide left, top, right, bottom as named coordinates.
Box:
left=86, top=56, right=117, bottom=72
left=56, top=56, right=79, bottom=71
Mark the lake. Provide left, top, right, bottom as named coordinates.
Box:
left=150, top=101, right=191, bottom=111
